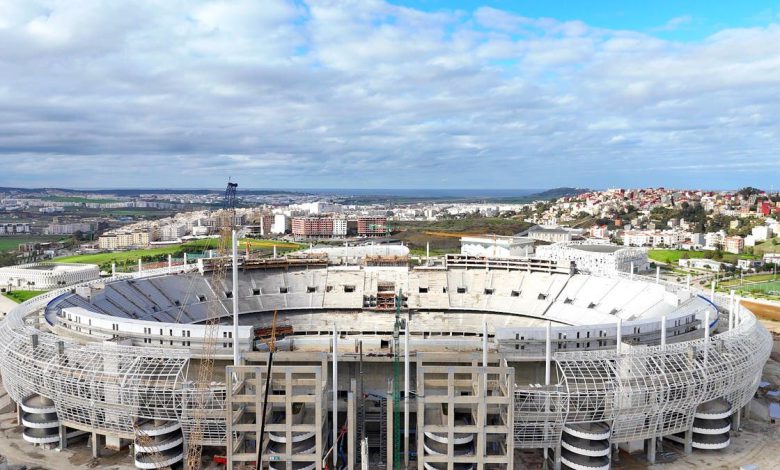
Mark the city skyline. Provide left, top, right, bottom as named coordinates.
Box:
left=1, top=0, right=779, bottom=189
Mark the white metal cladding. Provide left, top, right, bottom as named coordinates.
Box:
left=512, top=305, right=770, bottom=448
left=0, top=263, right=772, bottom=451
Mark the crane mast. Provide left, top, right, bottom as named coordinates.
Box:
left=185, top=180, right=238, bottom=470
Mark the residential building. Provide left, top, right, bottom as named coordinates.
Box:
left=357, top=216, right=388, bottom=237
left=724, top=236, right=744, bottom=254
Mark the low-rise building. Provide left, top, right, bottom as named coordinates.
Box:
left=0, top=262, right=100, bottom=290
left=460, top=235, right=535, bottom=258
left=724, top=236, right=744, bottom=254
left=536, top=241, right=648, bottom=275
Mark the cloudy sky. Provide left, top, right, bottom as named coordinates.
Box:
left=1, top=0, right=779, bottom=190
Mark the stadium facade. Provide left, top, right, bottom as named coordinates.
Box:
left=0, top=252, right=770, bottom=470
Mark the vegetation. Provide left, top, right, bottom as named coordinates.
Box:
left=2, top=290, right=45, bottom=303
left=393, top=216, right=533, bottom=254
left=648, top=248, right=759, bottom=265
left=55, top=238, right=304, bottom=272
left=43, top=196, right=120, bottom=204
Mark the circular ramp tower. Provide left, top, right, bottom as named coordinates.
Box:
left=133, top=419, right=185, bottom=470
left=560, top=422, right=611, bottom=470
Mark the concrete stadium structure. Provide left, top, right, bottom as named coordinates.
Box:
left=0, top=253, right=771, bottom=470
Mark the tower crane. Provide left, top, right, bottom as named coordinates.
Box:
left=185, top=180, right=238, bottom=470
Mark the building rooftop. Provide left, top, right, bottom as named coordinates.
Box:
left=571, top=245, right=623, bottom=254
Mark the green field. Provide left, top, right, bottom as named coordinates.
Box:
left=0, top=236, right=66, bottom=252
left=649, top=249, right=759, bottom=265
left=2, top=290, right=45, bottom=303
left=720, top=273, right=780, bottom=288
left=55, top=238, right=304, bottom=267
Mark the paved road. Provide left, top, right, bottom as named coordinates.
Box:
left=0, top=294, right=18, bottom=318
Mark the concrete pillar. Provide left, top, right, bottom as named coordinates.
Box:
left=111, top=263, right=116, bottom=277
left=733, top=407, right=741, bottom=431
left=91, top=432, right=102, bottom=458
left=16, top=402, right=21, bottom=426
left=183, top=252, right=187, bottom=267
left=137, top=258, right=142, bottom=273
left=647, top=437, right=656, bottom=464
left=404, top=324, right=410, bottom=469
left=387, top=381, right=394, bottom=470
left=661, top=315, right=667, bottom=347
left=729, top=290, right=735, bottom=330
left=348, top=380, right=356, bottom=470
left=710, top=280, right=716, bottom=300
left=683, top=429, right=693, bottom=454
left=656, top=265, right=660, bottom=283
left=273, top=245, right=277, bottom=258
left=167, top=254, right=172, bottom=271
left=232, top=230, right=240, bottom=367
left=59, top=424, right=68, bottom=449
left=616, top=318, right=622, bottom=354
left=333, top=325, right=339, bottom=470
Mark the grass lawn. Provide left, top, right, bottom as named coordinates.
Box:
left=55, top=238, right=304, bottom=266
left=648, top=249, right=709, bottom=264
left=649, top=249, right=759, bottom=265
left=721, top=273, right=780, bottom=288
left=0, top=236, right=66, bottom=253
left=2, top=290, right=46, bottom=303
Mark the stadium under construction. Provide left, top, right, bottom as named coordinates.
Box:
left=0, top=249, right=771, bottom=470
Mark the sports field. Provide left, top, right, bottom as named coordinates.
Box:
left=55, top=238, right=303, bottom=265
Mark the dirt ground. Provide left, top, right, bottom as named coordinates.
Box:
left=741, top=299, right=780, bottom=322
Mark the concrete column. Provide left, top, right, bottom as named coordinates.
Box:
left=333, top=325, right=339, bottom=470
left=137, top=258, right=142, bottom=273
left=183, top=252, right=187, bottom=267
left=482, top=320, right=488, bottom=368
left=59, top=424, right=68, bottom=449
left=647, top=437, right=656, bottom=464
left=111, top=263, right=116, bottom=277
left=616, top=318, right=622, bottom=354
left=273, top=245, right=277, bottom=258
left=387, top=381, right=394, bottom=470
left=704, top=310, right=711, bottom=367
left=426, top=242, right=430, bottom=265
left=683, top=429, right=693, bottom=454
left=167, top=254, right=172, bottom=271
left=710, top=280, right=716, bottom=300
left=348, top=380, right=356, bottom=470
left=544, top=322, right=551, bottom=465
left=733, top=406, right=741, bottom=431
left=16, top=402, right=21, bottom=426
left=232, top=230, right=240, bottom=367
left=656, top=265, right=660, bottom=283
left=404, top=324, right=410, bottom=469
left=729, top=290, right=735, bottom=330
left=660, top=315, right=667, bottom=347
left=91, top=432, right=102, bottom=458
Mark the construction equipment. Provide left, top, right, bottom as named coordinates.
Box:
left=185, top=180, right=238, bottom=470
left=255, top=310, right=278, bottom=470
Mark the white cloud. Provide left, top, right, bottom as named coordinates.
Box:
left=0, top=0, right=778, bottom=189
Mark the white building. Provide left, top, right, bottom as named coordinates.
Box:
left=0, top=223, right=30, bottom=235
left=522, top=225, right=583, bottom=243
left=0, top=263, right=100, bottom=291
left=536, top=242, right=649, bottom=275
left=160, top=223, right=187, bottom=241
left=459, top=235, right=535, bottom=258
left=44, top=223, right=93, bottom=235
left=271, top=214, right=290, bottom=234
left=622, top=230, right=684, bottom=248
left=704, top=231, right=725, bottom=250
left=333, top=218, right=348, bottom=237
left=752, top=225, right=773, bottom=242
